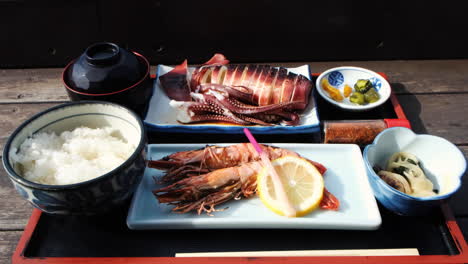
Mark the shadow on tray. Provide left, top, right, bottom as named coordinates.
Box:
left=390, top=83, right=427, bottom=134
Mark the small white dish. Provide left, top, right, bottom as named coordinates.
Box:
left=127, top=143, right=381, bottom=230
left=316, top=66, right=391, bottom=111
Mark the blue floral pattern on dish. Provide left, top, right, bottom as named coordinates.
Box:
left=369, top=77, right=382, bottom=91
left=328, top=71, right=344, bottom=86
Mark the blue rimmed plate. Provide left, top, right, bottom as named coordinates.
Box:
left=144, top=65, right=319, bottom=134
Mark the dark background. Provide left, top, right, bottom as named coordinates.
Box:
left=1, top=0, right=468, bottom=68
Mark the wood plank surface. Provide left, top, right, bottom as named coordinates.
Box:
left=0, top=66, right=158, bottom=103
left=0, top=231, right=21, bottom=264
left=0, top=68, right=68, bottom=102
left=397, top=94, right=468, bottom=145
left=1, top=60, right=467, bottom=103
left=0, top=172, right=30, bottom=230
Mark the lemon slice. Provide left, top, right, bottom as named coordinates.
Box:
left=257, top=156, right=324, bottom=217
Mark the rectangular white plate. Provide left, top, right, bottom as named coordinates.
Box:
left=144, top=65, right=320, bottom=134
left=127, top=143, right=381, bottom=230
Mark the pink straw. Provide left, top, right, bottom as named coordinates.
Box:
left=243, top=128, right=264, bottom=154
left=243, top=128, right=296, bottom=217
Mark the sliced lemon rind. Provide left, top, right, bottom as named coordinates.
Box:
left=257, top=156, right=325, bottom=217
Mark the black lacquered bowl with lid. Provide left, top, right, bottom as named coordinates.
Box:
left=62, top=42, right=153, bottom=118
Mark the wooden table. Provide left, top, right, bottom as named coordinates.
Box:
left=0, top=60, right=467, bottom=263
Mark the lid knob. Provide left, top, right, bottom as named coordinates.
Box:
left=85, top=42, right=120, bottom=66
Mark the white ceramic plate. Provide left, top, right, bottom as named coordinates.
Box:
left=127, top=143, right=381, bottom=230
left=315, top=66, right=391, bottom=111
left=144, top=65, right=320, bottom=134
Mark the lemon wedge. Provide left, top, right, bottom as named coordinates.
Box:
left=257, top=156, right=324, bottom=217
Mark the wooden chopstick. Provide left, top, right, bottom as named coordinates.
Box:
left=176, top=248, right=420, bottom=257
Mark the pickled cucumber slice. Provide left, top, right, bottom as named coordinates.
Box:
left=354, top=79, right=373, bottom=93
left=349, top=92, right=366, bottom=105
left=364, top=88, right=380, bottom=103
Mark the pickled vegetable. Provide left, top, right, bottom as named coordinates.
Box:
left=378, top=171, right=412, bottom=194
left=321, top=78, right=343, bottom=102
left=354, top=79, right=373, bottom=93
left=343, top=84, right=352, bottom=97
left=364, top=88, right=380, bottom=103
left=379, top=152, right=437, bottom=197
left=349, top=92, right=365, bottom=105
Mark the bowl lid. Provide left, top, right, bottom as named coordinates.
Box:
left=85, top=42, right=121, bottom=66
left=63, top=42, right=146, bottom=94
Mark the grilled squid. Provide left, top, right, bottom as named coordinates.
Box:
left=158, top=54, right=312, bottom=126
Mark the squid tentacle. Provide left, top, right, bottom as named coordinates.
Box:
left=170, top=99, right=250, bottom=125
left=233, top=114, right=273, bottom=126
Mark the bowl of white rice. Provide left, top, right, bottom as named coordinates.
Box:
left=2, top=101, right=147, bottom=215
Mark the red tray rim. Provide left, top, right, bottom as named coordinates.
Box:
left=12, top=72, right=468, bottom=264
left=12, top=203, right=468, bottom=264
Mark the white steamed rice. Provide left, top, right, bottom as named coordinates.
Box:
left=10, top=126, right=136, bottom=185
